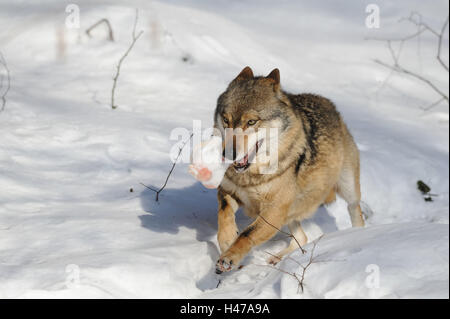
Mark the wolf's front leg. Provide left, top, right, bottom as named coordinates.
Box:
left=216, top=205, right=288, bottom=273
left=217, top=191, right=240, bottom=253
left=267, top=219, right=307, bottom=265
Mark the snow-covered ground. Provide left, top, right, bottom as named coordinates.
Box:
left=0, top=0, right=448, bottom=298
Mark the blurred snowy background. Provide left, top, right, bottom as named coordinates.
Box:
left=0, top=0, right=448, bottom=298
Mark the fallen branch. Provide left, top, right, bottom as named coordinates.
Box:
left=141, top=133, right=193, bottom=202
left=0, top=52, right=11, bottom=113
left=296, top=235, right=322, bottom=293
left=264, top=235, right=323, bottom=294
left=86, top=18, right=115, bottom=41
left=111, top=9, right=143, bottom=109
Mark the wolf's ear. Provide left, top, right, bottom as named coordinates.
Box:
left=266, top=69, right=280, bottom=89
left=233, top=66, right=254, bottom=82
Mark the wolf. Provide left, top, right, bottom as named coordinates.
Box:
left=214, top=66, right=365, bottom=274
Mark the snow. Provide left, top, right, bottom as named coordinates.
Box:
left=0, top=0, right=448, bottom=298
left=203, top=223, right=449, bottom=299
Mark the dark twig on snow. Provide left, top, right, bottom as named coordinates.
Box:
left=296, top=235, right=322, bottom=293
left=141, top=133, right=193, bottom=202
left=367, top=12, right=449, bottom=110
left=86, top=18, right=115, bottom=41
left=267, top=235, right=323, bottom=294
left=111, top=9, right=143, bottom=109
left=0, top=52, right=11, bottom=113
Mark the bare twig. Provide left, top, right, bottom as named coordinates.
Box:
left=437, top=17, right=450, bottom=72
left=296, top=235, right=322, bottom=293
left=421, top=97, right=446, bottom=111
left=141, top=133, right=193, bottom=202
left=86, top=18, right=115, bottom=41
left=265, top=250, right=302, bottom=267
left=111, top=9, right=143, bottom=109
left=263, top=235, right=324, bottom=294
left=400, top=12, right=449, bottom=72
left=0, top=52, right=11, bottom=113
left=374, top=58, right=449, bottom=104
left=367, top=12, right=449, bottom=108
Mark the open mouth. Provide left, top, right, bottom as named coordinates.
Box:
left=233, top=139, right=263, bottom=173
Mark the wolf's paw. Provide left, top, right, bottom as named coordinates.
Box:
left=215, top=256, right=235, bottom=274
left=267, top=255, right=282, bottom=265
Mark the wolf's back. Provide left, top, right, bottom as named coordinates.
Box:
left=287, top=93, right=344, bottom=161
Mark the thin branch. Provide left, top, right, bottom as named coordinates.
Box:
left=265, top=263, right=298, bottom=277
left=258, top=214, right=306, bottom=254
left=401, top=12, right=449, bottom=72
left=264, top=235, right=324, bottom=294
left=367, top=12, right=449, bottom=108
left=265, top=250, right=302, bottom=267
left=401, top=12, right=440, bottom=37
left=86, top=18, right=115, bottom=41
left=437, top=17, right=449, bottom=72
left=0, top=52, right=11, bottom=113
left=421, top=97, right=446, bottom=111
left=297, top=235, right=322, bottom=293
left=141, top=133, right=193, bottom=202
left=111, top=9, right=143, bottom=109
left=374, top=58, right=449, bottom=104
left=131, top=8, right=139, bottom=39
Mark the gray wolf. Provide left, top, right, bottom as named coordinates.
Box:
left=214, top=66, right=364, bottom=273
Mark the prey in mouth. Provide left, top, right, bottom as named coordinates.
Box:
left=233, top=139, right=264, bottom=173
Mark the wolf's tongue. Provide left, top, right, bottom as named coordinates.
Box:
left=238, top=154, right=248, bottom=165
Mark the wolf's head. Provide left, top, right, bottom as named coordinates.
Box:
left=214, top=67, right=294, bottom=174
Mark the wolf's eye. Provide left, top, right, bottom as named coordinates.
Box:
left=223, top=117, right=229, bottom=125
left=247, top=119, right=257, bottom=126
